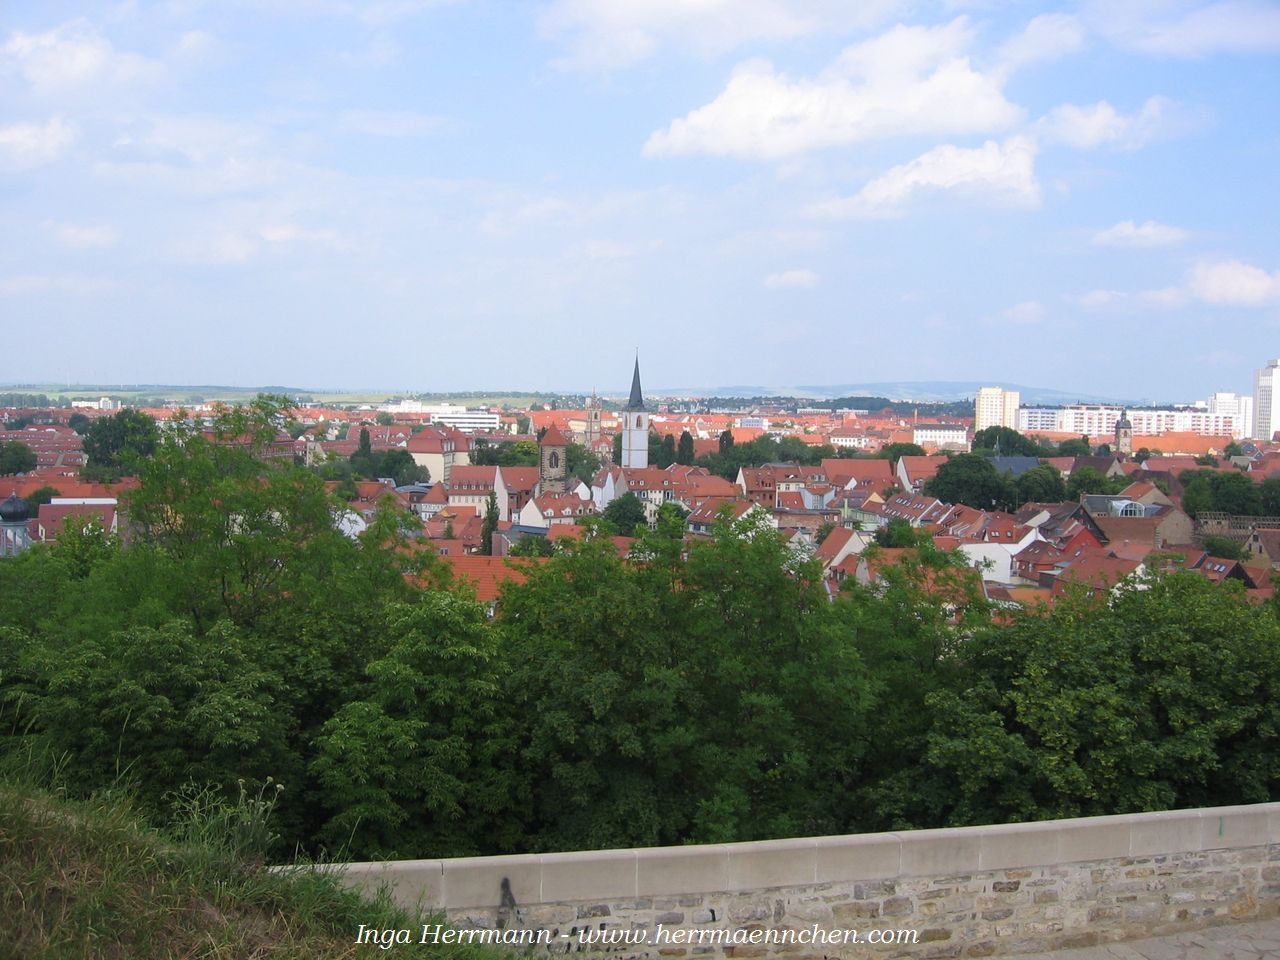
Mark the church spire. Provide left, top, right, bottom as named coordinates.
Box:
left=624, top=355, right=646, bottom=411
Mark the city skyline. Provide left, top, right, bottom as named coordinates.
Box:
left=2, top=1, right=1278, bottom=396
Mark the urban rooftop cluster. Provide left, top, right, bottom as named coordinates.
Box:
left=4, top=357, right=1280, bottom=611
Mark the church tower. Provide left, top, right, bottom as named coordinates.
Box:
left=539, top=424, right=569, bottom=495
left=1115, top=409, right=1133, bottom=457
left=621, top=357, right=649, bottom=469
left=584, top=391, right=602, bottom=449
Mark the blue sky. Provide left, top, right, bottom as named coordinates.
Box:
left=2, top=0, right=1278, bottom=400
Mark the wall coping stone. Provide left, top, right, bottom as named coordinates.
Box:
left=337, top=802, right=1280, bottom=911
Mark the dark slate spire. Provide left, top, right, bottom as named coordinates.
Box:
left=624, top=356, right=646, bottom=411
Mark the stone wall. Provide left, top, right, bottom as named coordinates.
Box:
left=339, top=804, right=1280, bottom=957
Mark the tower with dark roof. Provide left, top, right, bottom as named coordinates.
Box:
left=539, top=423, right=569, bottom=495
left=583, top=391, right=602, bottom=451
left=1115, top=409, right=1133, bottom=457
left=621, top=356, right=649, bottom=469
left=0, top=494, right=32, bottom=557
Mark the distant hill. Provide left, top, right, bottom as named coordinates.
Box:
left=648, top=381, right=1142, bottom=405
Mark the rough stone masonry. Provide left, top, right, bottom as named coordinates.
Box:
left=338, top=803, right=1280, bottom=958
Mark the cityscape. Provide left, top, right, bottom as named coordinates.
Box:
left=5, top=357, right=1280, bottom=593
left=3, top=0, right=1280, bottom=957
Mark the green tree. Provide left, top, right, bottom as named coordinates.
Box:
left=23, top=485, right=61, bottom=511
left=601, top=492, right=647, bottom=536
left=879, top=442, right=925, bottom=464
left=657, top=433, right=677, bottom=468
left=1066, top=466, right=1122, bottom=499
left=874, top=518, right=921, bottom=547
left=1013, top=465, right=1067, bottom=505
left=1201, top=535, right=1244, bottom=560
left=480, top=491, right=499, bottom=555
left=1180, top=474, right=1214, bottom=517
left=972, top=426, right=1044, bottom=457
left=920, top=574, right=1280, bottom=825
left=566, top=442, right=601, bottom=485
left=68, top=412, right=91, bottom=434
left=0, top=441, right=36, bottom=475
left=509, top=534, right=555, bottom=557
left=839, top=540, right=988, bottom=829
left=677, top=430, right=695, bottom=466
left=375, top=411, right=395, bottom=426
left=500, top=508, right=874, bottom=849
left=1224, top=441, right=1244, bottom=458
left=612, top=432, right=623, bottom=463
left=82, top=409, right=160, bottom=478
left=1260, top=477, right=1280, bottom=515
left=311, top=595, right=520, bottom=859
left=923, top=454, right=1013, bottom=509
left=17, top=621, right=291, bottom=819
left=1209, top=471, right=1263, bottom=516
left=1058, top=437, right=1092, bottom=456
left=718, top=429, right=734, bottom=454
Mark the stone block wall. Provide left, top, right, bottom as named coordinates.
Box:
left=339, top=804, right=1280, bottom=957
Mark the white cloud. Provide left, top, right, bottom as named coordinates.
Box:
left=337, top=110, right=445, bottom=137
left=812, top=136, right=1039, bottom=218
left=1076, top=260, right=1280, bottom=310
left=1076, top=287, right=1186, bottom=308
left=644, top=20, right=1022, bottom=160
left=997, top=13, right=1086, bottom=71
left=540, top=0, right=900, bottom=70
left=1092, top=219, right=1188, bottom=247
left=0, top=117, right=77, bottom=169
left=1189, top=259, right=1280, bottom=306
left=260, top=224, right=344, bottom=247
left=1087, top=0, right=1280, bottom=57
left=46, top=222, right=120, bottom=249
left=1000, top=300, right=1045, bottom=323
left=0, top=274, right=119, bottom=296
left=1038, top=96, right=1175, bottom=150
left=2, top=19, right=161, bottom=95
left=763, top=268, right=819, bottom=289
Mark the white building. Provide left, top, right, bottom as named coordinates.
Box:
left=1017, top=404, right=1245, bottom=439
left=1206, top=392, right=1254, bottom=440
left=912, top=423, right=970, bottom=451
left=430, top=409, right=500, bottom=433
left=1255, top=361, right=1280, bottom=442
left=1016, top=407, right=1060, bottom=433
left=974, top=387, right=1020, bottom=432
left=621, top=358, right=649, bottom=469
left=378, top=399, right=500, bottom=433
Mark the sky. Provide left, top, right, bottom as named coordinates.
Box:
left=1, top=0, right=1278, bottom=401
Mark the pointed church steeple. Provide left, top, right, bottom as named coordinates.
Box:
left=624, top=355, right=646, bottom=412
left=621, top=355, right=650, bottom=469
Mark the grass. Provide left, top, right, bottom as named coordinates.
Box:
left=0, top=780, right=502, bottom=960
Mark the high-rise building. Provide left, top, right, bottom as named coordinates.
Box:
left=974, top=387, right=1020, bottom=432
left=1255, top=361, right=1280, bottom=442
left=1206, top=392, right=1254, bottom=440
left=621, top=357, right=649, bottom=469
